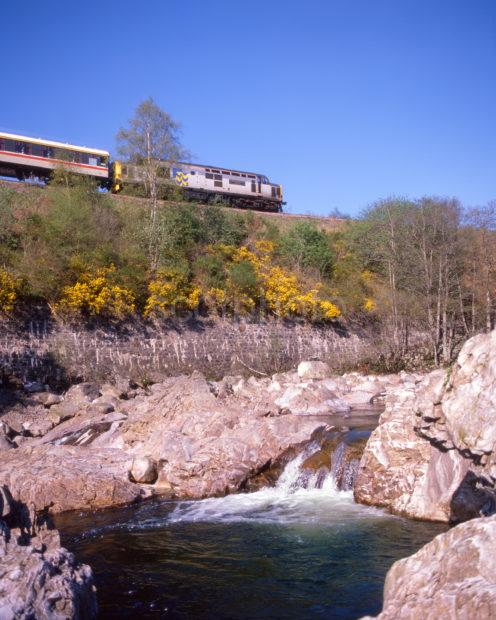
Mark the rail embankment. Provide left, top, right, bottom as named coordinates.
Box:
left=0, top=316, right=368, bottom=386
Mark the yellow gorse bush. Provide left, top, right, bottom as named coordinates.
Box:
left=0, top=269, right=18, bottom=313
left=57, top=266, right=135, bottom=318
left=200, top=241, right=341, bottom=321
left=145, top=267, right=200, bottom=316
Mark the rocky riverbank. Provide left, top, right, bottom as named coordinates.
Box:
left=357, top=329, right=496, bottom=618
left=2, top=330, right=496, bottom=618
left=0, top=361, right=401, bottom=512
left=355, top=329, right=496, bottom=524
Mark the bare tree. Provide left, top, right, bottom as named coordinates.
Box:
left=463, top=202, right=496, bottom=333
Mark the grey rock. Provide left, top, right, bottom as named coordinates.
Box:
left=0, top=485, right=97, bottom=618
left=64, top=382, right=101, bottom=404
left=129, top=456, right=158, bottom=484
left=21, top=418, right=54, bottom=438
left=364, top=515, right=496, bottom=619
left=32, top=392, right=63, bottom=408
left=297, top=360, right=331, bottom=380
left=22, top=381, right=45, bottom=394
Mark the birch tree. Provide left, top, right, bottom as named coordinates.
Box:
left=116, top=98, right=186, bottom=267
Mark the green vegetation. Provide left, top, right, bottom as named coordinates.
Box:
left=0, top=178, right=342, bottom=323
left=1, top=178, right=495, bottom=366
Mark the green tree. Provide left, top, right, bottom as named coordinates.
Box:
left=200, top=206, right=248, bottom=246
left=280, top=222, right=334, bottom=276
left=193, top=254, right=226, bottom=289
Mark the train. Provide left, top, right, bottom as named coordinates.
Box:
left=0, top=131, right=283, bottom=212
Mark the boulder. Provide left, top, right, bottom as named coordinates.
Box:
left=32, top=391, right=63, bottom=408
left=297, top=360, right=330, bottom=380
left=118, top=372, right=334, bottom=498
left=340, top=390, right=379, bottom=409
left=354, top=371, right=469, bottom=521
left=21, top=418, right=54, bottom=438
left=64, top=382, right=101, bottom=403
left=0, top=485, right=97, bottom=618
left=363, top=515, right=496, bottom=619
left=274, top=383, right=350, bottom=416
left=129, top=456, right=158, bottom=484
left=33, top=410, right=128, bottom=448
left=48, top=401, right=82, bottom=425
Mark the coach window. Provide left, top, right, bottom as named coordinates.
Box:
left=31, top=144, right=43, bottom=157
left=206, top=173, right=213, bottom=179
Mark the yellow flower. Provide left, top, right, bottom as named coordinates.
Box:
left=319, top=300, right=341, bottom=319
left=57, top=266, right=135, bottom=318
left=144, top=268, right=200, bottom=316
left=363, top=297, right=376, bottom=312
left=0, top=270, right=17, bottom=313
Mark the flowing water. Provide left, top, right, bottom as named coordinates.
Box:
left=58, top=420, right=447, bottom=619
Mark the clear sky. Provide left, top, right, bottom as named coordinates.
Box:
left=2, top=0, right=495, bottom=215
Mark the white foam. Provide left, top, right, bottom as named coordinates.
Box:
left=168, top=447, right=383, bottom=525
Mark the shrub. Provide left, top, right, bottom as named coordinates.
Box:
left=280, top=222, right=334, bottom=276
left=56, top=266, right=135, bottom=319
left=144, top=267, right=200, bottom=316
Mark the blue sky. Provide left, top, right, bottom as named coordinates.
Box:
left=2, top=1, right=495, bottom=215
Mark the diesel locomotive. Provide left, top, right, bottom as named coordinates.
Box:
left=0, top=131, right=283, bottom=212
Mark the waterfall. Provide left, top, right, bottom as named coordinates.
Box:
left=169, top=434, right=371, bottom=525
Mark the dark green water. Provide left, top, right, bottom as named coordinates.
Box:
left=58, top=470, right=446, bottom=619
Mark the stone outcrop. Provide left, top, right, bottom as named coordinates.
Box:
left=363, top=515, right=496, bottom=620
left=0, top=485, right=97, bottom=618
left=355, top=329, right=496, bottom=523
left=0, top=445, right=147, bottom=513
left=0, top=362, right=407, bottom=512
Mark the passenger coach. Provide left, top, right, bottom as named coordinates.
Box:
left=0, top=131, right=109, bottom=183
